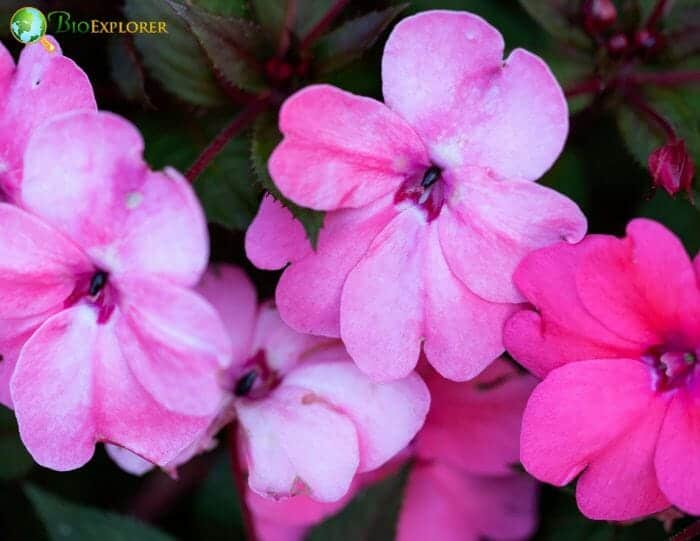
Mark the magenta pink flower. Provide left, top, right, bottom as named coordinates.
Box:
left=247, top=10, right=586, bottom=382
left=0, top=37, right=96, bottom=201
left=396, top=359, right=538, bottom=541
left=0, top=110, right=232, bottom=470
left=111, top=264, right=430, bottom=501
left=505, top=219, right=700, bottom=519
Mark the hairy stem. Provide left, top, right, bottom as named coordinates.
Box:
left=632, top=70, right=700, bottom=87
left=186, top=95, right=270, bottom=182
left=299, top=0, right=350, bottom=50
left=645, top=0, right=669, bottom=29
left=670, top=520, right=700, bottom=541
left=627, top=93, right=676, bottom=140
left=228, top=424, right=258, bottom=541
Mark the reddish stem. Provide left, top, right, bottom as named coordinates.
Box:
left=299, top=0, right=350, bottom=50
left=645, top=0, right=669, bottom=29
left=228, top=423, right=258, bottom=541
left=185, top=95, right=270, bottom=182
left=670, top=520, right=700, bottom=541
left=564, top=77, right=604, bottom=98
left=277, top=0, right=297, bottom=57
left=627, top=93, right=676, bottom=140
left=631, top=70, right=700, bottom=87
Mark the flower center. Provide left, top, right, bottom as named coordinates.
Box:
left=643, top=346, right=699, bottom=391
left=230, top=350, right=280, bottom=400
left=394, top=164, right=445, bottom=221
left=64, top=269, right=117, bottom=324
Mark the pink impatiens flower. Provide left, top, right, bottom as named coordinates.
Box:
left=247, top=10, right=586, bottom=382
left=111, top=264, right=430, bottom=502
left=0, top=110, right=232, bottom=470
left=0, top=37, right=96, bottom=201
left=505, top=219, right=700, bottom=519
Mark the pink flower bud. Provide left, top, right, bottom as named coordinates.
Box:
left=606, top=33, right=629, bottom=56
left=648, top=139, right=695, bottom=196
left=583, top=0, right=617, bottom=34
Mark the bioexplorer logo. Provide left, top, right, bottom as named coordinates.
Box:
left=9, top=6, right=168, bottom=46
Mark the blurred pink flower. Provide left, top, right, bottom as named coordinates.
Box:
left=247, top=10, right=586, bottom=383
left=112, top=264, right=430, bottom=503
left=505, top=219, right=700, bottom=519
left=0, top=37, right=96, bottom=202
left=0, top=110, right=231, bottom=471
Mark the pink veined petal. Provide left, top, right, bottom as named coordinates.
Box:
left=521, top=359, right=658, bottom=488
left=116, top=276, right=232, bottom=417
left=340, top=209, right=425, bottom=381
left=245, top=195, right=312, bottom=270
left=576, top=394, right=670, bottom=520
left=397, top=462, right=538, bottom=541
left=0, top=203, right=90, bottom=319
left=655, top=384, right=700, bottom=515
left=439, top=168, right=586, bottom=304
left=504, top=239, right=646, bottom=377
left=197, top=264, right=257, bottom=367
left=237, top=385, right=360, bottom=502
left=383, top=12, right=567, bottom=179
left=251, top=302, right=329, bottom=375
left=576, top=219, right=700, bottom=346
left=247, top=488, right=351, bottom=529
left=277, top=196, right=396, bottom=337
left=423, top=221, right=514, bottom=380
left=21, top=111, right=208, bottom=286
left=11, top=307, right=97, bottom=470
left=282, top=358, right=430, bottom=472
left=252, top=521, right=306, bottom=541
left=0, top=36, right=96, bottom=200
left=416, top=359, right=536, bottom=476
left=105, top=444, right=154, bottom=476
left=270, top=85, right=429, bottom=211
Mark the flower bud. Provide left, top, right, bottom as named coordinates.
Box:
left=648, top=139, right=695, bottom=196
left=606, top=33, right=629, bottom=56
left=583, top=0, right=618, bottom=34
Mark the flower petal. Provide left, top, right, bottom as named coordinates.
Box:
left=397, top=462, right=538, bottom=541
left=416, top=359, right=535, bottom=475
left=383, top=12, right=567, bottom=179
left=340, top=209, right=425, bottom=381
left=655, top=386, right=700, bottom=515
left=270, top=85, right=429, bottom=211
left=423, top=222, right=513, bottom=380
left=521, top=359, right=656, bottom=487
left=440, top=169, right=586, bottom=304
left=0, top=37, right=96, bottom=200
left=105, top=445, right=154, bottom=476
left=21, top=111, right=208, bottom=286
left=237, top=385, right=360, bottom=502
left=277, top=197, right=396, bottom=337
left=116, top=276, right=232, bottom=416
left=283, top=358, right=430, bottom=471
left=245, top=195, right=312, bottom=270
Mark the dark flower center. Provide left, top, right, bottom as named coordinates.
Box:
left=643, top=346, right=699, bottom=391
left=64, top=268, right=116, bottom=324
left=89, top=270, right=109, bottom=297
left=229, top=350, right=280, bottom=400
left=394, top=164, right=445, bottom=221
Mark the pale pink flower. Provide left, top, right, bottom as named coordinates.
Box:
left=0, top=110, right=231, bottom=471
left=246, top=10, right=586, bottom=382
left=0, top=37, right=96, bottom=201
left=505, top=219, right=700, bottom=519
left=396, top=359, right=538, bottom=541
left=111, top=264, right=430, bottom=502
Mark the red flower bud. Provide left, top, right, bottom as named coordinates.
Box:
left=648, top=139, right=695, bottom=196
left=583, top=0, right=618, bottom=34
left=606, top=33, right=629, bottom=56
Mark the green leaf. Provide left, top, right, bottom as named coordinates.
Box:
left=250, top=0, right=288, bottom=41
left=313, top=5, right=408, bottom=74
left=134, top=111, right=260, bottom=231
left=638, top=191, right=700, bottom=253
left=295, top=0, right=336, bottom=38
left=25, top=485, right=175, bottom=541
left=541, top=149, right=591, bottom=215
left=107, top=36, right=151, bottom=105
left=251, top=113, right=325, bottom=248
left=167, top=1, right=269, bottom=94
left=305, top=465, right=408, bottom=541
left=518, top=0, right=590, bottom=48
left=0, top=408, right=33, bottom=481
left=124, top=0, right=229, bottom=107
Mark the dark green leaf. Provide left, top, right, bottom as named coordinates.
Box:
left=295, top=0, right=336, bottom=38
left=107, top=36, right=151, bottom=105
left=135, top=111, right=260, bottom=231
left=124, top=0, right=229, bottom=107
left=251, top=113, right=325, bottom=248
left=25, top=485, right=175, bottom=541
left=314, top=5, right=407, bottom=74
left=638, top=191, right=700, bottom=253
left=518, top=0, right=590, bottom=48
left=167, top=1, right=269, bottom=94
left=0, top=408, right=33, bottom=481
left=541, top=149, right=591, bottom=215
left=305, top=465, right=409, bottom=541
left=250, top=0, right=288, bottom=41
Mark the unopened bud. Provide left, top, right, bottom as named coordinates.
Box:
left=583, top=0, right=617, bottom=34
left=648, top=139, right=695, bottom=196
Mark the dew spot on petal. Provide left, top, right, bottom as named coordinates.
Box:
left=125, top=191, right=143, bottom=209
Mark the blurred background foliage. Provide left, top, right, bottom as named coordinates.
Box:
left=0, top=0, right=698, bottom=539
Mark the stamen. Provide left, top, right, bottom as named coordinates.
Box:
left=89, top=271, right=109, bottom=297
left=421, top=165, right=441, bottom=188
left=234, top=370, right=258, bottom=397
